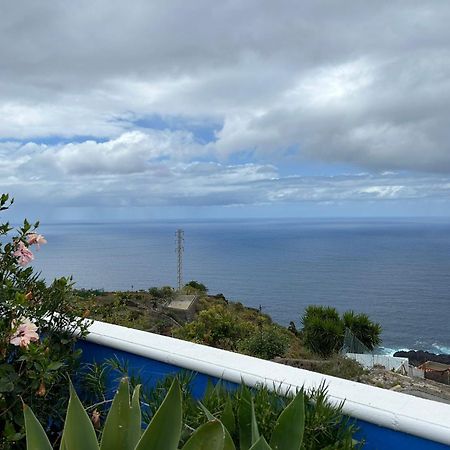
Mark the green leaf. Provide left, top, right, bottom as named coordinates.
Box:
left=60, top=383, right=99, bottom=450
left=23, top=403, right=53, bottom=450
left=238, top=387, right=256, bottom=450
left=269, top=390, right=305, bottom=450
left=199, top=403, right=235, bottom=450
left=100, top=379, right=141, bottom=450
left=47, top=362, right=64, bottom=371
left=135, top=378, right=182, bottom=450
left=130, top=384, right=142, bottom=440
left=250, top=397, right=259, bottom=445
left=221, top=397, right=235, bottom=437
left=182, top=421, right=230, bottom=450
left=0, top=378, right=14, bottom=393
left=249, top=436, right=272, bottom=450
left=199, top=401, right=216, bottom=421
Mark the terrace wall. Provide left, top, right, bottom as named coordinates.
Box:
left=78, top=320, right=450, bottom=449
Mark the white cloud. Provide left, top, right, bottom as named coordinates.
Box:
left=0, top=1, right=450, bottom=173
left=2, top=135, right=450, bottom=211
left=1, top=1, right=450, bottom=218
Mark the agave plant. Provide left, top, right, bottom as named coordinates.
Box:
left=23, top=377, right=306, bottom=450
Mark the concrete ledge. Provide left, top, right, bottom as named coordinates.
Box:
left=85, top=319, right=450, bottom=446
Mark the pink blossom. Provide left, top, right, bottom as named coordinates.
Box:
left=13, top=241, right=34, bottom=266
left=10, top=318, right=39, bottom=348
left=27, top=233, right=47, bottom=249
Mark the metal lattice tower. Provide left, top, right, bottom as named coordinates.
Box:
left=176, top=229, right=184, bottom=290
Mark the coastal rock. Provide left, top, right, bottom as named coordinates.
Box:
left=394, top=350, right=450, bottom=366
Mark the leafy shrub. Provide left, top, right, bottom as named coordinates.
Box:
left=302, top=306, right=344, bottom=357
left=81, top=360, right=360, bottom=449
left=0, top=193, right=89, bottom=449
left=184, top=280, right=208, bottom=294
left=174, top=304, right=291, bottom=360
left=173, top=304, right=248, bottom=351
left=301, top=305, right=381, bottom=357
left=238, top=325, right=289, bottom=360
left=342, top=310, right=382, bottom=351
left=148, top=286, right=174, bottom=299
left=24, top=376, right=317, bottom=450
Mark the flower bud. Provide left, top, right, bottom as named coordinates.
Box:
left=91, top=409, right=101, bottom=429
left=36, top=381, right=46, bottom=397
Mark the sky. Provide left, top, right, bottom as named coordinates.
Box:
left=1, top=1, right=450, bottom=221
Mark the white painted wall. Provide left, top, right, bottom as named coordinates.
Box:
left=85, top=320, right=450, bottom=446
left=345, top=353, right=409, bottom=372
left=408, top=366, right=425, bottom=379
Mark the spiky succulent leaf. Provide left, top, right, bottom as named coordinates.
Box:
left=182, top=420, right=233, bottom=450
left=60, top=383, right=99, bottom=450
left=23, top=404, right=53, bottom=450
left=269, top=390, right=305, bottom=450
left=100, top=378, right=141, bottom=450
left=135, top=378, right=182, bottom=450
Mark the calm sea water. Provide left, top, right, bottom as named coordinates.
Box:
left=31, top=219, right=450, bottom=354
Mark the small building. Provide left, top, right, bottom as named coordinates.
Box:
left=165, top=294, right=198, bottom=322
left=418, top=361, right=450, bottom=385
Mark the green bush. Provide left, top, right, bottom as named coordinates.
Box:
left=301, top=306, right=344, bottom=357
left=24, top=377, right=312, bottom=450
left=173, top=304, right=248, bottom=351
left=238, top=325, right=289, bottom=360
left=301, top=305, right=381, bottom=357
left=148, top=286, right=174, bottom=299
left=0, top=193, right=90, bottom=449
left=342, top=311, right=382, bottom=351
left=82, top=361, right=360, bottom=449
left=184, top=280, right=208, bottom=294
left=174, top=304, right=292, bottom=360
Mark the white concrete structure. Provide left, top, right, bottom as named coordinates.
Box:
left=85, top=320, right=450, bottom=446
left=346, top=352, right=409, bottom=372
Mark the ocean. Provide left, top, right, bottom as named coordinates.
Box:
left=31, top=218, right=450, bottom=355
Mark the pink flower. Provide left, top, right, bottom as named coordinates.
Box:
left=13, top=241, right=34, bottom=266
left=10, top=318, right=39, bottom=348
left=27, top=233, right=47, bottom=249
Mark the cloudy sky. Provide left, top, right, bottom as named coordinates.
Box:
left=1, top=1, right=450, bottom=221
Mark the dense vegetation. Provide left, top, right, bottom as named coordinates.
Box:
left=77, top=360, right=361, bottom=449
left=0, top=194, right=89, bottom=449
left=75, top=280, right=376, bottom=379
left=301, top=305, right=382, bottom=357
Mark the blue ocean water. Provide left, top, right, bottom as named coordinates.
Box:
left=31, top=218, right=450, bottom=354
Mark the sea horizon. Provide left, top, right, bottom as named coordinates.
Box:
left=30, top=218, right=450, bottom=356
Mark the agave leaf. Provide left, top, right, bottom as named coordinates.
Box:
left=23, top=404, right=52, bottom=450
left=221, top=397, right=235, bottom=436
left=181, top=420, right=230, bottom=450
left=130, top=384, right=142, bottom=438
left=249, top=436, right=272, bottom=450
left=238, top=386, right=256, bottom=450
left=199, top=401, right=216, bottom=421
left=60, top=383, right=99, bottom=450
left=269, top=390, right=305, bottom=450
left=100, top=378, right=141, bottom=450
left=199, top=403, right=235, bottom=450
left=250, top=396, right=259, bottom=445
left=135, top=378, right=182, bottom=450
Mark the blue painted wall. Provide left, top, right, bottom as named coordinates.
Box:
left=77, top=340, right=450, bottom=450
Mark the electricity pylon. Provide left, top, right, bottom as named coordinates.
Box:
left=176, top=229, right=184, bottom=291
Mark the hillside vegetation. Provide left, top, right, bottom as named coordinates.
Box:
left=75, top=282, right=373, bottom=381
